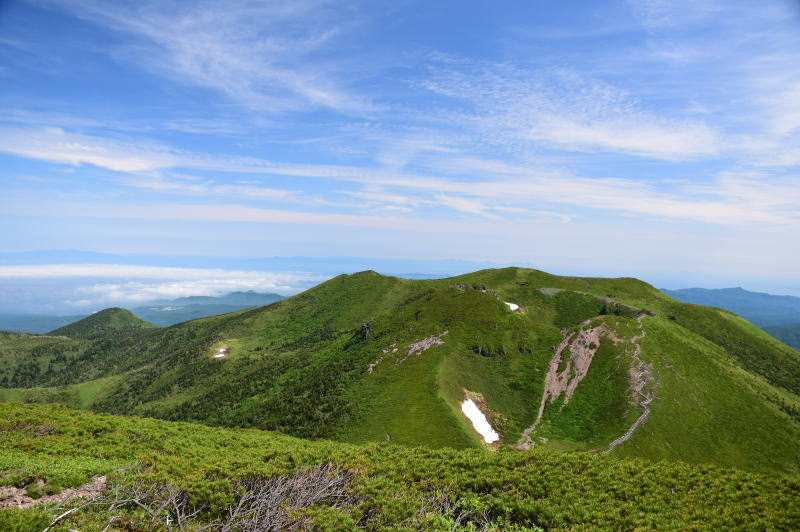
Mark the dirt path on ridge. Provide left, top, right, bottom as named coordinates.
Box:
left=602, top=315, right=654, bottom=454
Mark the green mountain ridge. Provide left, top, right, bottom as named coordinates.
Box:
left=2, top=267, right=799, bottom=476
left=47, top=308, right=155, bottom=339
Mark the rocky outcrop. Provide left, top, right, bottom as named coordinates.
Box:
left=395, top=331, right=448, bottom=366
left=368, top=332, right=449, bottom=373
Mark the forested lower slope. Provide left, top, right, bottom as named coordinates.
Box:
left=1, top=268, right=799, bottom=475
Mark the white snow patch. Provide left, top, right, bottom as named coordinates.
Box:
left=461, top=398, right=500, bottom=443
left=505, top=302, right=519, bottom=311
left=213, top=354, right=226, bottom=359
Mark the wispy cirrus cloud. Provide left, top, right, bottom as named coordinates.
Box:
left=2, top=122, right=799, bottom=228
left=40, top=0, right=371, bottom=114
left=0, top=126, right=183, bottom=172
left=0, top=263, right=313, bottom=281
left=421, top=63, right=720, bottom=161
left=122, top=174, right=300, bottom=201
left=623, top=0, right=800, bottom=169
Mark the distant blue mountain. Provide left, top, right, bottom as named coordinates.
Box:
left=662, top=287, right=800, bottom=350
left=661, top=287, right=800, bottom=327
left=134, top=291, right=285, bottom=326
left=146, top=290, right=283, bottom=307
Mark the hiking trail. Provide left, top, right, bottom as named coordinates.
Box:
left=602, top=315, right=654, bottom=454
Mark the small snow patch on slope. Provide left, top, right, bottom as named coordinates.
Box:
left=504, top=302, right=519, bottom=311
left=461, top=398, right=499, bottom=443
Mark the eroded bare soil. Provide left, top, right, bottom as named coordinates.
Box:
left=0, top=475, right=107, bottom=510
left=517, top=322, right=608, bottom=450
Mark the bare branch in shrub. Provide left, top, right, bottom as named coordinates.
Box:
left=215, top=463, right=357, bottom=531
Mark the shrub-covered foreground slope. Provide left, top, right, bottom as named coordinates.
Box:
left=2, top=268, right=800, bottom=475
left=1, top=402, right=798, bottom=531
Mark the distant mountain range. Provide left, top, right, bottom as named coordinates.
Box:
left=661, top=287, right=800, bottom=349
left=133, top=291, right=285, bottom=326
left=0, top=291, right=285, bottom=332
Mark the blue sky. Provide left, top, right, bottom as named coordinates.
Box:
left=1, top=0, right=800, bottom=309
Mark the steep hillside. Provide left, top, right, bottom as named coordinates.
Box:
left=2, top=403, right=798, bottom=531
left=48, top=308, right=156, bottom=339
left=2, top=268, right=799, bottom=475
left=764, top=323, right=800, bottom=350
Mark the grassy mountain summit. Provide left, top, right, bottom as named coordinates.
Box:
left=48, top=307, right=156, bottom=339
left=2, top=268, right=799, bottom=476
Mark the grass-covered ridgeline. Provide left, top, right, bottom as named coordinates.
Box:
left=2, top=267, right=799, bottom=475
left=1, top=402, right=798, bottom=531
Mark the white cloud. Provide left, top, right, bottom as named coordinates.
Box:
left=530, top=114, right=717, bottom=160
left=70, top=278, right=306, bottom=305
left=0, top=126, right=183, bottom=172
left=127, top=175, right=300, bottom=200
left=435, top=194, right=496, bottom=218
left=342, top=190, right=416, bottom=205
left=0, top=263, right=308, bottom=280
left=0, top=263, right=326, bottom=305
left=762, top=83, right=800, bottom=136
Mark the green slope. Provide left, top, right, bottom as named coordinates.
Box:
left=1, top=268, right=799, bottom=475
left=2, top=402, right=798, bottom=531
left=764, top=323, right=800, bottom=350
left=48, top=307, right=156, bottom=339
